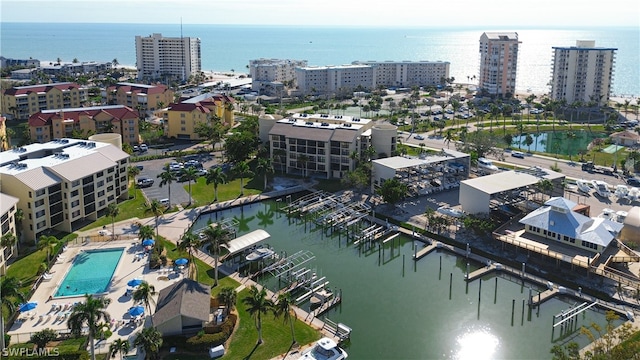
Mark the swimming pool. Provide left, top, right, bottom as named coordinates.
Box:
left=54, top=248, right=124, bottom=298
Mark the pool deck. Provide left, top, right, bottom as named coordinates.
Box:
left=7, top=239, right=179, bottom=348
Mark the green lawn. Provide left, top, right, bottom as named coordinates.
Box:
left=185, top=176, right=262, bottom=206
left=79, top=187, right=148, bottom=231
left=224, top=288, right=321, bottom=359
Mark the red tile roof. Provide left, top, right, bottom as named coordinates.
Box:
left=3, top=82, right=84, bottom=96
left=28, top=106, right=138, bottom=127
left=107, top=83, right=169, bottom=96
left=167, top=103, right=211, bottom=113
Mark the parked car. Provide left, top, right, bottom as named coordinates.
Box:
left=414, top=135, right=425, bottom=140
left=139, top=143, right=148, bottom=152
left=627, top=177, right=640, bottom=187
left=133, top=145, right=139, bottom=152
left=159, top=198, right=170, bottom=207
left=135, top=165, right=144, bottom=171
left=511, top=151, right=525, bottom=159
left=136, top=177, right=154, bottom=188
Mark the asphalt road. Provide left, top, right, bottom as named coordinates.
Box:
left=134, top=151, right=221, bottom=207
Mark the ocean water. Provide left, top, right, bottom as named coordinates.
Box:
left=1, top=23, right=638, bottom=96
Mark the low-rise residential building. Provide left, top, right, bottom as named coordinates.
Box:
left=39, top=61, right=112, bottom=78
left=295, top=64, right=375, bottom=96
left=352, top=60, right=450, bottom=89
left=249, top=58, right=308, bottom=95
left=153, top=279, right=211, bottom=336
left=164, top=93, right=234, bottom=140
left=610, top=130, right=640, bottom=147
left=1, top=82, right=89, bottom=120
left=105, top=82, right=174, bottom=113
left=371, top=150, right=470, bottom=195
left=0, top=193, right=19, bottom=275
left=259, top=113, right=397, bottom=179
left=28, top=105, right=140, bottom=145
left=0, top=56, right=40, bottom=69
left=0, top=138, right=130, bottom=243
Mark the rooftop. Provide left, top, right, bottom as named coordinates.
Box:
left=461, top=167, right=563, bottom=195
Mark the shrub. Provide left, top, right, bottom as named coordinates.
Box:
left=30, top=328, right=57, bottom=349
left=186, top=333, right=227, bottom=350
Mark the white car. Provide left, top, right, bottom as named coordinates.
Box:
left=98, top=229, right=112, bottom=236
left=414, top=135, right=425, bottom=140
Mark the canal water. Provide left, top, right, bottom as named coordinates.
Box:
left=510, top=131, right=605, bottom=156
left=192, top=200, right=621, bottom=360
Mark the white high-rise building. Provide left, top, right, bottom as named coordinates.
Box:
left=550, top=40, right=616, bottom=106
left=249, top=59, right=308, bottom=95
left=478, top=32, right=520, bottom=97
left=135, top=33, right=201, bottom=81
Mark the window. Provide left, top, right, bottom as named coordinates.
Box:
left=35, top=189, right=46, bottom=197
left=71, top=200, right=80, bottom=208
left=36, top=209, right=46, bottom=218
left=71, top=189, right=79, bottom=197
left=72, top=180, right=80, bottom=187
left=35, top=199, right=45, bottom=207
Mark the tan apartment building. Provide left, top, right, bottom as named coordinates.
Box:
left=259, top=113, right=397, bottom=179
left=249, top=58, right=308, bottom=95
left=105, top=82, right=175, bottom=113
left=164, top=93, right=235, bottom=140
left=0, top=117, right=8, bottom=151
left=550, top=40, right=616, bottom=106
left=1, top=82, right=89, bottom=120
left=478, top=32, right=520, bottom=97
left=0, top=193, right=19, bottom=275
left=295, top=64, right=375, bottom=96
left=0, top=138, right=129, bottom=243
left=28, top=105, right=140, bottom=145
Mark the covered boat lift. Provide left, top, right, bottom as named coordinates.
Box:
left=221, top=229, right=271, bottom=257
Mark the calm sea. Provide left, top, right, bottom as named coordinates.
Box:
left=1, top=23, right=638, bottom=96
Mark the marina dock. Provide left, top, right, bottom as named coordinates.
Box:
left=530, top=288, right=560, bottom=306
left=413, top=242, right=439, bottom=259
left=465, top=264, right=497, bottom=281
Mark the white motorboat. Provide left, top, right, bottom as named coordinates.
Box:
left=614, top=184, right=629, bottom=199
left=591, top=180, right=611, bottom=197
left=300, top=337, right=348, bottom=360
left=245, top=247, right=275, bottom=261
left=437, top=206, right=465, bottom=218
left=576, top=179, right=592, bottom=194
left=478, top=158, right=499, bottom=174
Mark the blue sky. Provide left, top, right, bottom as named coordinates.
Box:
left=2, top=0, right=639, bottom=27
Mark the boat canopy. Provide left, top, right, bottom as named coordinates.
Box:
left=222, top=229, right=271, bottom=256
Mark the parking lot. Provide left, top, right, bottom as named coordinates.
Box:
left=134, top=152, right=219, bottom=207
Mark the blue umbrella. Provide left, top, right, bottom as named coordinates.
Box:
left=127, top=279, right=143, bottom=287
left=142, top=239, right=155, bottom=246
left=129, top=306, right=144, bottom=317
left=175, top=258, right=188, bottom=266
left=19, top=302, right=38, bottom=312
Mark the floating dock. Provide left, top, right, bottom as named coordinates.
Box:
left=465, top=263, right=498, bottom=281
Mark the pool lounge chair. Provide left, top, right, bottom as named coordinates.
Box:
left=42, top=272, right=53, bottom=281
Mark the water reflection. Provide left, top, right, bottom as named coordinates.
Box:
left=453, top=327, right=500, bottom=360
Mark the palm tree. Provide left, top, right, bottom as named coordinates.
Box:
left=1, top=276, right=25, bottom=349
left=444, top=129, right=455, bottom=149
left=133, top=326, right=163, bottom=360
left=536, top=179, right=554, bottom=202
left=217, top=287, right=237, bottom=316
left=157, top=168, right=176, bottom=208
left=273, top=148, right=287, bottom=173
left=1, top=232, right=17, bottom=257
left=297, top=154, right=310, bottom=178
left=242, top=285, right=274, bottom=344
left=205, top=167, right=227, bottom=202
left=127, top=166, right=141, bottom=198
left=38, top=235, right=59, bottom=264
left=177, top=231, right=201, bottom=279
left=255, top=157, right=275, bottom=191
left=181, top=167, right=199, bottom=206
left=133, top=281, right=156, bottom=318
left=138, top=225, right=154, bottom=244
left=275, top=291, right=297, bottom=344
left=67, top=294, right=111, bottom=360
left=109, top=338, right=130, bottom=360
left=232, top=161, right=252, bottom=196
left=144, top=200, right=164, bottom=237
left=106, top=202, right=119, bottom=240
left=200, top=224, right=230, bottom=286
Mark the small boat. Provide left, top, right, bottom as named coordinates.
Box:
left=614, top=184, right=629, bottom=198
left=310, top=288, right=334, bottom=307
left=576, top=179, right=592, bottom=194
left=592, top=180, right=611, bottom=197
left=245, top=247, right=275, bottom=261
left=300, top=337, right=348, bottom=360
